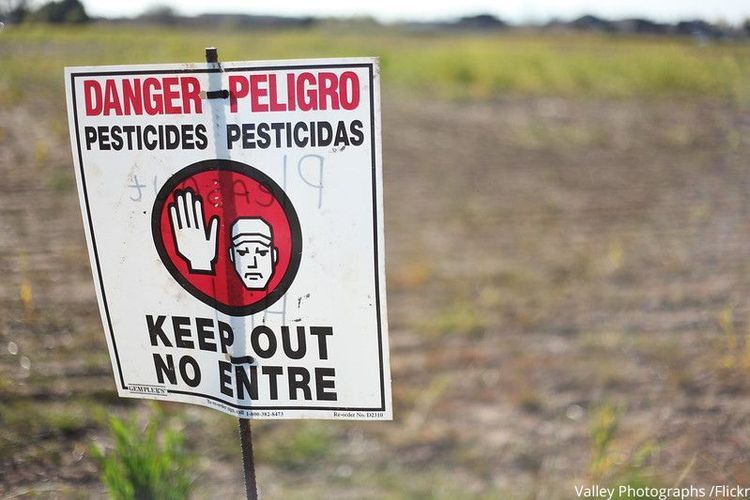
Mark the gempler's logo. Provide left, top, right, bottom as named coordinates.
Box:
left=152, top=159, right=302, bottom=316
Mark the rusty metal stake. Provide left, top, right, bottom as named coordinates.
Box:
left=205, top=44, right=257, bottom=499
left=239, top=418, right=258, bottom=500
left=204, top=45, right=257, bottom=500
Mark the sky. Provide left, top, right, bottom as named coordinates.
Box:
left=81, top=0, right=749, bottom=24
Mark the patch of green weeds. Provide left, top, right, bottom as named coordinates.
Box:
left=0, top=401, right=94, bottom=437
left=46, top=168, right=76, bottom=192
left=587, top=401, right=664, bottom=497
left=589, top=401, right=621, bottom=481
left=91, top=406, right=193, bottom=500
left=0, top=400, right=97, bottom=458
left=258, top=421, right=334, bottom=471
left=4, top=27, right=750, bottom=107
left=430, top=300, right=486, bottom=337
left=714, top=306, right=750, bottom=390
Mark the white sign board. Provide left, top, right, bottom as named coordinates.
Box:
left=65, top=57, right=391, bottom=420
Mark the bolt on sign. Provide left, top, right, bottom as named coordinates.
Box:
left=64, top=58, right=392, bottom=419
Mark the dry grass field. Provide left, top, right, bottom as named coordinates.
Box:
left=1, top=25, right=750, bottom=498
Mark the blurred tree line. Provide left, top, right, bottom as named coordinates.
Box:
left=0, top=0, right=748, bottom=38
left=1, top=0, right=89, bottom=24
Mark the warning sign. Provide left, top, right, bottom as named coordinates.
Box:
left=65, top=58, right=391, bottom=419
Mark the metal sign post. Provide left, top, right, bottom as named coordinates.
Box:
left=205, top=47, right=258, bottom=500
left=239, top=418, right=258, bottom=499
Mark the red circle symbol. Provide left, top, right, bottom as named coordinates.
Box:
left=152, top=160, right=302, bottom=316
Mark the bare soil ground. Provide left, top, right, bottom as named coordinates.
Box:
left=1, top=93, right=750, bottom=498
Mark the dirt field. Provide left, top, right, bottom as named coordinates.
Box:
left=1, top=86, right=750, bottom=497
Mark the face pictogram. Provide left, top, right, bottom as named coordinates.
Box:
left=228, top=218, right=279, bottom=290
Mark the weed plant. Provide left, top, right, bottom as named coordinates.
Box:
left=91, top=408, right=192, bottom=500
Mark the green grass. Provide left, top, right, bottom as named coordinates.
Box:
left=589, top=401, right=621, bottom=481
left=430, top=300, right=486, bottom=337
left=257, top=421, right=334, bottom=471
left=587, top=401, right=666, bottom=499
left=1, top=25, right=749, bottom=107
left=91, top=407, right=193, bottom=500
